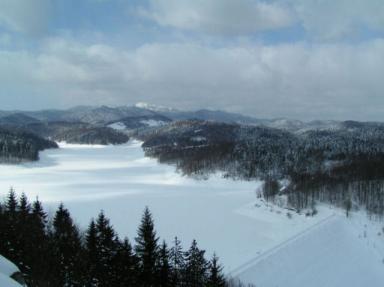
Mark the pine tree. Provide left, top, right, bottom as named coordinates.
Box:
left=51, top=203, right=83, bottom=286
left=158, top=241, right=171, bottom=287
left=28, top=197, right=51, bottom=286
left=170, top=236, right=185, bottom=286
left=135, top=207, right=159, bottom=287
left=184, top=240, right=209, bottom=287
left=15, top=193, right=31, bottom=272
left=207, top=254, right=226, bottom=287
left=111, top=238, right=139, bottom=287
left=85, top=219, right=99, bottom=286
left=2, top=189, right=18, bottom=261
left=5, top=188, right=18, bottom=214
left=95, top=210, right=118, bottom=286
left=18, top=193, right=30, bottom=218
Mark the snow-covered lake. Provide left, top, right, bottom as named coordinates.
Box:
left=0, top=141, right=333, bottom=273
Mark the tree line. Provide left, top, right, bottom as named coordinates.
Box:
left=0, top=190, right=247, bottom=287
left=0, top=128, right=58, bottom=163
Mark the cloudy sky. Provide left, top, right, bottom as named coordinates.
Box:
left=0, top=0, right=384, bottom=120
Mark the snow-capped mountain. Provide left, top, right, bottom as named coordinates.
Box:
left=135, top=102, right=177, bottom=113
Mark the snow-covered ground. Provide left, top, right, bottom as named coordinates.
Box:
left=0, top=256, right=21, bottom=287
left=0, top=141, right=383, bottom=286
left=107, top=122, right=126, bottom=130
left=235, top=213, right=384, bottom=287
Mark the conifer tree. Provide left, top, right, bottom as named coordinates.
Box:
left=170, top=236, right=185, bottom=286
left=85, top=219, right=99, bottom=286
left=135, top=207, right=159, bottom=287
left=5, top=188, right=17, bottom=215
left=95, top=210, right=118, bottom=286
left=51, top=203, right=83, bottom=286
left=158, top=241, right=171, bottom=287
left=207, top=254, right=227, bottom=287
left=184, top=240, right=209, bottom=287
left=112, top=238, right=138, bottom=287
left=18, top=193, right=30, bottom=219
left=15, top=193, right=31, bottom=272
left=28, top=197, right=50, bottom=286
left=2, top=189, right=18, bottom=261
left=0, top=191, right=233, bottom=287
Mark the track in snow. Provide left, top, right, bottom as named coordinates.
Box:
left=234, top=215, right=384, bottom=287
left=229, top=213, right=336, bottom=277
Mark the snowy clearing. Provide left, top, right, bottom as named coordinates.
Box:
left=107, top=122, right=126, bottom=130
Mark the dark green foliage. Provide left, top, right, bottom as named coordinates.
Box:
left=112, top=238, right=138, bottom=287
left=51, top=204, right=84, bottom=286
left=94, top=211, right=119, bottom=286
left=135, top=207, right=159, bottom=287
left=0, top=191, right=233, bottom=287
left=158, top=241, right=172, bottom=287
left=207, top=254, right=226, bottom=287
left=184, top=240, right=209, bottom=287
left=85, top=219, right=98, bottom=286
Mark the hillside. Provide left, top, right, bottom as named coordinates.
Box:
left=0, top=128, right=58, bottom=163
left=141, top=120, right=384, bottom=216
left=24, top=122, right=129, bottom=145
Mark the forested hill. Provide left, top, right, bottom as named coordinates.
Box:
left=0, top=128, right=58, bottom=163
left=140, top=120, right=384, bottom=217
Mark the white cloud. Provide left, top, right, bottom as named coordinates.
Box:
left=138, top=0, right=384, bottom=40
left=1, top=38, right=384, bottom=120
left=139, top=0, right=294, bottom=35
left=0, top=0, right=52, bottom=35
left=292, top=0, right=384, bottom=40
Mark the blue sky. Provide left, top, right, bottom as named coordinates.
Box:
left=0, top=0, right=384, bottom=120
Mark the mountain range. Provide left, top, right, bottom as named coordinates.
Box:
left=0, top=103, right=379, bottom=133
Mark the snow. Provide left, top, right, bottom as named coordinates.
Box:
left=0, top=256, right=19, bottom=277
left=191, top=136, right=206, bottom=142
left=0, top=274, right=21, bottom=287
left=235, top=214, right=384, bottom=287
left=0, top=141, right=329, bottom=272
left=140, top=119, right=167, bottom=127
left=135, top=102, right=175, bottom=112
left=107, top=122, right=126, bottom=130
left=0, top=256, right=21, bottom=287
left=0, top=141, right=383, bottom=286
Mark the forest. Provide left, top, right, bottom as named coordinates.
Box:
left=0, top=128, right=58, bottom=163
left=141, top=120, right=384, bottom=216
left=0, top=190, right=249, bottom=287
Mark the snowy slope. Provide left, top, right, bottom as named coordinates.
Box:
left=235, top=215, right=384, bottom=287
left=0, top=256, right=22, bottom=287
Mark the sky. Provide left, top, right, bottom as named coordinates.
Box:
left=0, top=0, right=384, bottom=120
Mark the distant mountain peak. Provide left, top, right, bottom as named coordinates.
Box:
left=135, top=102, right=177, bottom=112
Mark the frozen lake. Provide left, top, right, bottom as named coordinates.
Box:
left=0, top=141, right=327, bottom=272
